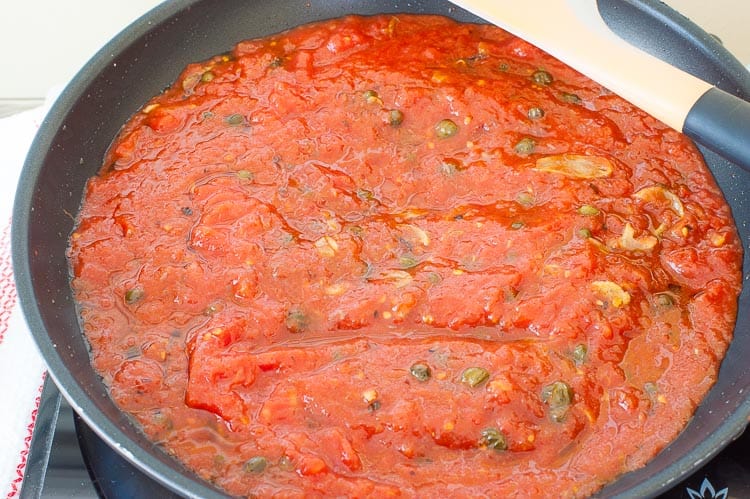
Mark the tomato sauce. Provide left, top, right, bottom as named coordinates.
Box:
left=68, top=15, right=743, bottom=497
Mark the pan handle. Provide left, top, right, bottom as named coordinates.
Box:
left=684, top=88, right=750, bottom=173
left=447, top=0, right=750, bottom=172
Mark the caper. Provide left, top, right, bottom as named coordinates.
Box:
left=124, top=287, right=145, bottom=305
left=654, top=293, right=675, bottom=307
left=461, top=367, right=490, bottom=387
left=478, top=427, right=508, bottom=451
left=435, top=119, right=459, bottom=138
left=577, top=228, right=592, bottom=239
left=269, top=56, right=284, bottom=68
left=225, top=113, right=245, bottom=126
left=516, top=192, right=534, bottom=206
left=388, top=109, right=405, bottom=127
left=201, top=71, right=215, bottom=83
left=541, top=380, right=574, bottom=422
left=578, top=205, right=600, bottom=216
left=561, top=92, right=582, bottom=104
left=203, top=303, right=220, bottom=316
left=244, top=456, right=268, bottom=473
left=363, top=89, right=381, bottom=104
left=572, top=344, right=587, bottom=365
left=498, top=62, right=510, bottom=72
left=236, top=169, right=254, bottom=180
left=542, top=381, right=573, bottom=406
left=399, top=254, right=419, bottom=269
left=410, top=362, right=432, bottom=382
left=527, top=107, right=545, bottom=119
left=511, top=221, right=525, bottom=230
left=285, top=308, right=309, bottom=334
left=532, top=69, right=553, bottom=86
left=356, top=188, right=374, bottom=201
left=514, top=137, right=536, bottom=155
left=440, top=158, right=463, bottom=176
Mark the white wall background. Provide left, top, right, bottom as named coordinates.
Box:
left=0, top=0, right=164, bottom=99
left=0, top=0, right=747, bottom=100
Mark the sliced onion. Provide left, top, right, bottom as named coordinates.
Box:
left=399, top=224, right=431, bottom=246
left=314, top=236, right=339, bottom=257
left=534, top=154, right=613, bottom=179
left=591, top=280, right=631, bottom=308
left=379, top=270, right=413, bottom=288
left=634, top=185, right=684, bottom=217
left=616, top=223, right=658, bottom=251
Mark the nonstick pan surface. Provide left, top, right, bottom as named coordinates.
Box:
left=12, top=1, right=750, bottom=497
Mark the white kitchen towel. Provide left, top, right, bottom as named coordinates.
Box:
left=0, top=97, right=57, bottom=498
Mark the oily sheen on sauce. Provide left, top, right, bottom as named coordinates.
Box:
left=67, top=15, right=742, bottom=498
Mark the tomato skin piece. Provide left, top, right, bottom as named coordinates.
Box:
left=69, top=13, right=742, bottom=499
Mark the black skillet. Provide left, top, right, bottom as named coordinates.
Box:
left=12, top=1, right=750, bottom=497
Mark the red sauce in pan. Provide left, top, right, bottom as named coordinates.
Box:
left=68, top=15, right=743, bottom=497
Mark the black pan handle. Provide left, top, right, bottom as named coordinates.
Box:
left=684, top=87, right=750, bottom=173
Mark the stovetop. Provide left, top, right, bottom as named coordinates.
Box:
left=19, top=379, right=750, bottom=499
